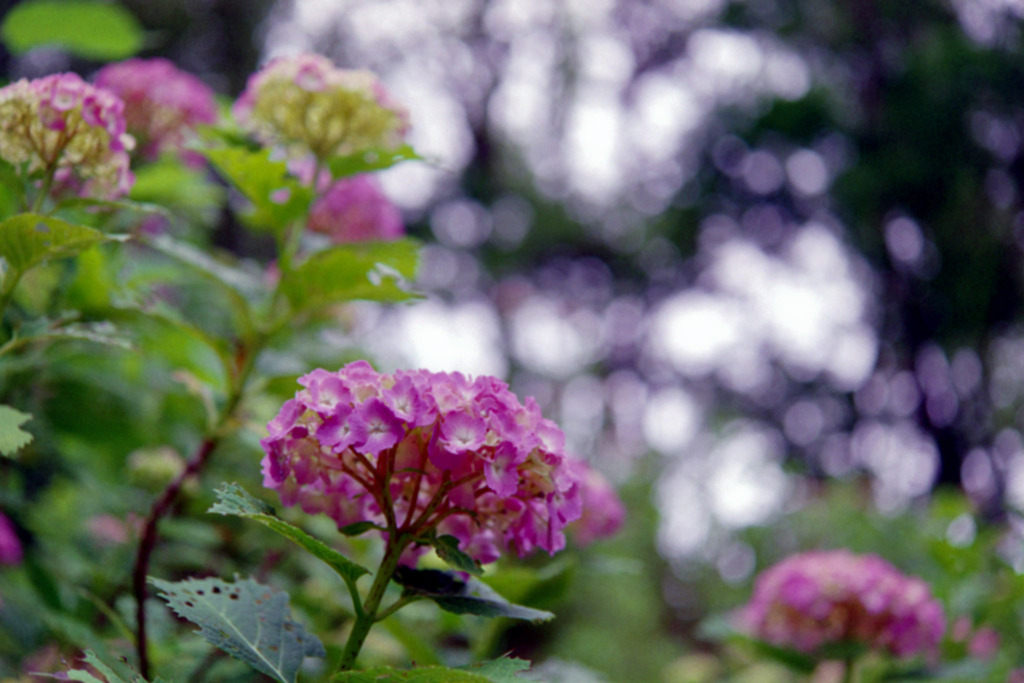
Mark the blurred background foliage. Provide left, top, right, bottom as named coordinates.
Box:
left=4, top=0, right=1024, bottom=681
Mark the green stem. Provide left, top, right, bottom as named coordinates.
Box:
left=0, top=269, right=23, bottom=322
left=842, top=658, right=857, bottom=683
left=31, top=164, right=58, bottom=214
left=336, top=535, right=410, bottom=672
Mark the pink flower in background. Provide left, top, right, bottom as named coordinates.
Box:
left=94, top=58, right=216, bottom=165
left=0, top=512, right=22, bottom=566
left=233, top=53, right=409, bottom=162
left=568, top=460, right=626, bottom=546
left=307, top=175, right=404, bottom=243
left=0, top=73, right=133, bottom=198
left=742, top=549, right=945, bottom=658
left=261, top=361, right=585, bottom=565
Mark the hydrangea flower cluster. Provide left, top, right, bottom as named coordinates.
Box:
left=233, top=54, right=409, bottom=163
left=307, top=175, right=404, bottom=243
left=0, top=73, right=133, bottom=199
left=94, top=58, right=217, bottom=165
left=261, top=361, right=586, bottom=564
left=0, top=512, right=22, bottom=566
left=742, top=550, right=945, bottom=658
left=569, top=460, right=626, bottom=546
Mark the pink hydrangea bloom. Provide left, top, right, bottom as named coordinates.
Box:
left=93, top=58, right=216, bottom=165
left=0, top=73, right=133, bottom=199
left=568, top=460, right=625, bottom=546
left=742, top=550, right=945, bottom=658
left=307, top=175, right=404, bottom=243
left=0, top=512, right=22, bottom=566
left=233, top=53, right=409, bottom=162
left=261, top=362, right=585, bottom=565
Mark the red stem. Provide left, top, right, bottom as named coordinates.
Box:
left=132, top=437, right=219, bottom=679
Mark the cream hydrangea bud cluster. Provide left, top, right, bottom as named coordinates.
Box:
left=0, top=73, right=133, bottom=199
left=233, top=54, right=409, bottom=163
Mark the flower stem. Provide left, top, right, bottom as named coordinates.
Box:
left=336, top=535, right=410, bottom=672
left=133, top=336, right=260, bottom=678
left=842, top=658, right=857, bottom=683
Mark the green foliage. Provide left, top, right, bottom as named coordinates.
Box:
left=393, top=567, right=554, bottom=622
left=431, top=534, right=483, bottom=576
left=150, top=575, right=326, bottom=683
left=331, top=658, right=528, bottom=683
left=0, top=0, right=144, bottom=59
left=281, top=240, right=421, bottom=311
left=0, top=404, right=32, bottom=457
left=49, top=649, right=171, bottom=683
left=209, top=483, right=371, bottom=585
left=204, top=146, right=314, bottom=234
left=326, top=145, right=423, bottom=179
left=0, top=214, right=124, bottom=274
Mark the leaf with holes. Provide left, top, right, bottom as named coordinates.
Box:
left=150, top=576, right=325, bottom=683
left=42, top=648, right=170, bottom=683
left=281, top=240, right=421, bottom=312
left=393, top=568, right=554, bottom=622
left=209, top=483, right=370, bottom=585
left=0, top=214, right=124, bottom=274
left=0, top=405, right=33, bottom=458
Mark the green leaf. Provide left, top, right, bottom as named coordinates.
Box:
left=130, top=158, right=224, bottom=212
left=393, top=568, right=554, bottom=622
left=0, top=0, right=144, bottom=60
left=40, top=321, right=134, bottom=351
left=0, top=405, right=33, bottom=457
left=0, top=214, right=125, bottom=274
left=150, top=576, right=326, bottom=683
left=464, top=658, right=532, bottom=682
left=282, top=240, right=421, bottom=312
left=326, top=144, right=422, bottom=179
left=332, top=666, right=493, bottom=683
left=44, top=648, right=167, bottom=683
left=204, top=146, right=313, bottom=234
left=432, top=534, right=483, bottom=576
left=209, top=483, right=370, bottom=585
left=331, top=659, right=528, bottom=683
left=144, top=234, right=264, bottom=303
left=339, top=521, right=379, bottom=536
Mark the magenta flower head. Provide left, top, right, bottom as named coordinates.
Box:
left=261, top=362, right=585, bottom=565
left=0, top=512, right=22, bottom=566
left=93, top=58, right=217, bottom=165
left=307, top=175, right=404, bottom=243
left=0, top=73, right=133, bottom=199
left=742, top=550, right=945, bottom=658
left=567, top=460, right=625, bottom=546
left=233, top=53, right=409, bottom=163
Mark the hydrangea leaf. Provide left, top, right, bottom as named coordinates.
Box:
left=44, top=649, right=169, bottom=683
left=0, top=214, right=125, bottom=274
left=204, top=146, right=313, bottom=234
left=144, top=234, right=265, bottom=308
left=431, top=534, right=483, bottom=576
left=332, top=666, right=493, bottom=683
left=338, top=521, right=379, bottom=536
left=331, top=658, right=529, bottom=683
left=149, top=576, right=325, bottom=683
left=0, top=0, right=144, bottom=60
left=326, top=144, right=422, bottom=179
left=393, top=568, right=554, bottom=622
left=209, top=483, right=370, bottom=585
left=281, top=239, right=421, bottom=311
left=0, top=405, right=33, bottom=457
